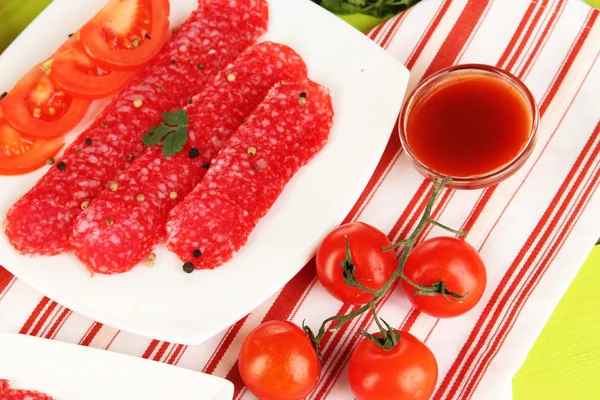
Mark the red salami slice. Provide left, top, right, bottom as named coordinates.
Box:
left=4, top=0, right=268, bottom=256
left=166, top=79, right=334, bottom=269
left=71, top=42, right=307, bottom=274
left=0, top=380, right=54, bottom=400
left=166, top=190, right=252, bottom=269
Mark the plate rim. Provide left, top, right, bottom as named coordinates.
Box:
left=0, top=0, right=409, bottom=345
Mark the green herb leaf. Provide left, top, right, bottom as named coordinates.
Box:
left=142, top=124, right=172, bottom=147
left=161, top=126, right=188, bottom=157
left=163, top=109, right=189, bottom=126
left=319, top=0, right=363, bottom=13
left=316, top=0, right=419, bottom=18
left=142, top=109, right=189, bottom=157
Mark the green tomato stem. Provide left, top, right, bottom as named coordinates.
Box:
left=304, top=176, right=469, bottom=351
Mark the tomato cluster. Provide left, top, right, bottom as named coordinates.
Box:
left=0, top=0, right=170, bottom=175
left=239, top=219, right=487, bottom=400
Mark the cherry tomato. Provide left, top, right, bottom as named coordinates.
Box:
left=0, top=65, right=91, bottom=139
left=79, top=0, right=170, bottom=71
left=0, top=115, right=63, bottom=175
left=349, top=331, right=438, bottom=400
left=402, top=236, right=487, bottom=318
left=239, top=321, right=320, bottom=400
left=316, top=222, right=397, bottom=305
left=48, top=39, right=132, bottom=99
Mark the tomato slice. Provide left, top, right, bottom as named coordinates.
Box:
left=79, top=0, right=170, bottom=71
left=0, top=65, right=91, bottom=139
left=0, top=117, right=64, bottom=176
left=49, top=46, right=132, bottom=99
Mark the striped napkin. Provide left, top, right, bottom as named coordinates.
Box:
left=1, top=0, right=599, bottom=399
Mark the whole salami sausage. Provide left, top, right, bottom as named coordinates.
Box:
left=166, top=79, right=334, bottom=270
left=3, top=0, right=268, bottom=256
left=71, top=43, right=308, bottom=274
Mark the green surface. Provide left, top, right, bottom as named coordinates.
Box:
left=513, top=246, right=600, bottom=399
left=586, top=0, right=600, bottom=8
left=1, top=2, right=599, bottom=399
left=0, top=0, right=52, bottom=53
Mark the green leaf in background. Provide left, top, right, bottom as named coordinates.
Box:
left=0, top=0, right=53, bottom=53
left=315, top=0, right=422, bottom=18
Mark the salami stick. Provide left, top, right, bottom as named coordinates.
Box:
left=4, top=0, right=268, bottom=256
left=166, top=79, right=334, bottom=270
left=71, top=43, right=307, bottom=274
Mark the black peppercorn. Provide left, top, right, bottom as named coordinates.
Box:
left=188, top=148, right=200, bottom=158
left=183, top=262, right=194, bottom=273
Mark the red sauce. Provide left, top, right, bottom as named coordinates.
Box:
left=406, top=73, right=533, bottom=178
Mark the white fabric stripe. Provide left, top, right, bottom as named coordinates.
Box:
left=459, top=134, right=600, bottom=400
left=526, top=0, right=591, bottom=101
left=400, top=0, right=471, bottom=85
left=387, top=0, right=450, bottom=64
left=181, top=4, right=453, bottom=376
left=430, top=45, right=600, bottom=398
left=52, top=313, right=95, bottom=344
left=0, top=276, right=15, bottom=301
left=0, top=2, right=597, bottom=400
left=208, top=290, right=279, bottom=378
left=303, top=0, right=556, bottom=393
left=511, top=0, right=558, bottom=75
left=473, top=162, right=600, bottom=400
left=454, top=0, right=495, bottom=63
left=469, top=155, right=600, bottom=400
left=202, top=0, right=472, bottom=388
left=89, top=326, right=120, bottom=349
left=495, top=0, right=541, bottom=68
left=176, top=332, right=225, bottom=371
left=358, top=157, right=428, bottom=232
left=104, top=330, right=154, bottom=358
left=434, top=10, right=600, bottom=396
left=38, top=305, right=65, bottom=338
left=325, top=0, right=554, bottom=383
left=0, top=280, right=42, bottom=333
left=457, top=60, right=600, bottom=400
left=516, top=0, right=567, bottom=79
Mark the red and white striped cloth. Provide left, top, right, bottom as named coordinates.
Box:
left=1, top=0, right=599, bottom=399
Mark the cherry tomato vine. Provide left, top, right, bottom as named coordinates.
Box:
left=303, top=176, right=467, bottom=352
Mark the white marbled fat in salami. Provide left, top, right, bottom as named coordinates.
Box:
left=166, top=79, right=334, bottom=270
left=4, top=0, right=268, bottom=256
left=71, top=42, right=307, bottom=274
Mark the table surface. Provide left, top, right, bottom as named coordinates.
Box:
left=1, top=1, right=599, bottom=399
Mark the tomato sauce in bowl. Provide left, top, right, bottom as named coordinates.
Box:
left=399, top=64, right=538, bottom=189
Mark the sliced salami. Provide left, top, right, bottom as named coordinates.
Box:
left=0, top=379, right=55, bottom=400
left=166, top=79, right=334, bottom=269
left=4, top=0, right=268, bottom=256
left=71, top=42, right=307, bottom=274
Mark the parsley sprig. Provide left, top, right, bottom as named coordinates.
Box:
left=142, top=109, right=189, bottom=157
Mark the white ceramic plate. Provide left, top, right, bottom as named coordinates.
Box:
left=0, top=0, right=408, bottom=344
left=0, top=332, right=233, bottom=399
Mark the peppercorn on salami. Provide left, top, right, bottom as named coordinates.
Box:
left=70, top=43, right=308, bottom=274
left=166, top=79, right=334, bottom=270
left=4, top=0, right=268, bottom=256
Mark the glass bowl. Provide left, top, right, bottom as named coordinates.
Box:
left=398, top=64, right=539, bottom=190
